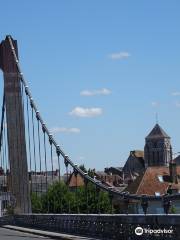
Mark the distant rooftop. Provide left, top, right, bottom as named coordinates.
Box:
left=126, top=166, right=180, bottom=196
left=130, top=150, right=144, bottom=158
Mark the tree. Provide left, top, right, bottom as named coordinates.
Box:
left=88, top=168, right=95, bottom=178
left=41, top=181, right=76, bottom=213
left=31, top=192, right=42, bottom=213
left=84, top=183, right=112, bottom=213
left=31, top=181, right=113, bottom=214
left=79, top=164, right=87, bottom=173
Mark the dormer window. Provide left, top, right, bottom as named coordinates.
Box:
left=157, top=175, right=164, bottom=182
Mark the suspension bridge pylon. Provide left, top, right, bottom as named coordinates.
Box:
left=0, top=36, right=31, bottom=214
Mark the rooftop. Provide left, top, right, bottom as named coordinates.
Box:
left=126, top=166, right=180, bottom=196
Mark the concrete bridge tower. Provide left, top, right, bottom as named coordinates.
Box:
left=0, top=36, right=31, bottom=214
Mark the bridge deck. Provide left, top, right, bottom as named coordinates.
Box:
left=1, top=226, right=98, bottom=240
left=0, top=227, right=49, bottom=240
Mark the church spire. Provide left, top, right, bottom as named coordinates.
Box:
left=156, top=112, right=159, bottom=124
left=146, top=123, right=170, bottom=139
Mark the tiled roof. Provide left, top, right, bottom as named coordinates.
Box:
left=68, top=171, right=123, bottom=188
left=96, top=171, right=107, bottom=176
left=68, top=173, right=85, bottom=187
left=131, top=150, right=144, bottom=158
left=126, top=166, right=180, bottom=196
left=125, top=173, right=144, bottom=194
left=146, top=124, right=170, bottom=139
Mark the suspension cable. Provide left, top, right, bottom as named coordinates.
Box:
left=3, top=112, right=8, bottom=211
left=37, top=116, right=43, bottom=200
left=13, top=76, right=22, bottom=211
left=42, top=127, right=50, bottom=213
left=31, top=103, right=37, bottom=197
left=0, top=93, right=5, bottom=154
left=26, top=93, right=32, bottom=194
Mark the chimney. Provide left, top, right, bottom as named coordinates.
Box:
left=169, top=160, right=178, bottom=183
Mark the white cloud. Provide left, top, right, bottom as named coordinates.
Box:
left=172, top=92, right=180, bottom=96
left=109, top=51, right=131, bottom=60
left=69, top=107, right=103, bottom=117
left=80, top=88, right=111, bottom=96
left=51, top=127, right=80, bottom=134
left=151, top=101, right=159, bottom=107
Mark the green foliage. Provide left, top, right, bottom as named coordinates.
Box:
left=88, top=169, right=95, bottom=178
left=6, top=205, right=14, bottom=215
left=31, top=181, right=113, bottom=214
left=79, top=164, right=87, bottom=173
left=170, top=205, right=176, bottom=214
left=42, top=181, right=76, bottom=213
left=79, top=165, right=95, bottom=178
left=31, top=192, right=42, bottom=213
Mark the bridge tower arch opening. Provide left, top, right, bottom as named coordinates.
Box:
left=0, top=36, right=31, bottom=214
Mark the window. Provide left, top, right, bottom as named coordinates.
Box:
left=157, top=175, right=164, bottom=182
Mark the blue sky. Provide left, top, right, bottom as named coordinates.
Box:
left=0, top=1, right=180, bottom=170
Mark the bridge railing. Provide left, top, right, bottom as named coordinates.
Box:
left=0, top=214, right=179, bottom=239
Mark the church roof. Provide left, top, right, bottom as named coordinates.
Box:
left=68, top=172, right=85, bottom=187
left=146, top=124, right=170, bottom=139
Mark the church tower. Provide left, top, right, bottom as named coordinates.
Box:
left=144, top=124, right=172, bottom=168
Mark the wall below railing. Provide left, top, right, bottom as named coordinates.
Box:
left=1, top=214, right=180, bottom=239
left=0, top=215, right=13, bottom=226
